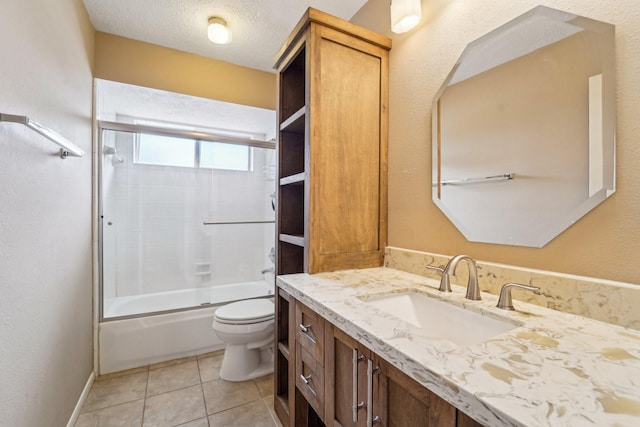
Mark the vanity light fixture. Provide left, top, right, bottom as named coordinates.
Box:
left=390, top=0, right=422, bottom=34
left=208, top=17, right=232, bottom=44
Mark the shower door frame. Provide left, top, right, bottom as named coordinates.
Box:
left=97, top=120, right=276, bottom=322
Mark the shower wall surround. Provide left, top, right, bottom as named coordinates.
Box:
left=102, top=131, right=275, bottom=300
left=386, top=247, right=640, bottom=330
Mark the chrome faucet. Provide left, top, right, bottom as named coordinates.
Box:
left=496, top=283, right=540, bottom=310
left=426, top=255, right=481, bottom=300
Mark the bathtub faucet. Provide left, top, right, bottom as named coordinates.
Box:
left=261, top=267, right=274, bottom=274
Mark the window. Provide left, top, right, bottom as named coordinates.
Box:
left=135, top=133, right=252, bottom=171
left=200, top=141, right=250, bottom=171
left=137, top=134, right=195, bottom=167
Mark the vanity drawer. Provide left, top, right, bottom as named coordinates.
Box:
left=295, top=301, right=325, bottom=363
left=295, top=343, right=325, bottom=417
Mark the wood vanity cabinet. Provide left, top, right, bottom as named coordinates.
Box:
left=274, top=7, right=391, bottom=276
left=276, top=290, right=485, bottom=427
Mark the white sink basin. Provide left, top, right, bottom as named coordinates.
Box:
left=359, top=291, right=518, bottom=346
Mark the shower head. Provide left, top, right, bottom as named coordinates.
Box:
left=103, top=146, right=117, bottom=155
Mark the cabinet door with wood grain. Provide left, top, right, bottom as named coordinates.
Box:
left=324, top=323, right=370, bottom=426
left=374, top=355, right=458, bottom=427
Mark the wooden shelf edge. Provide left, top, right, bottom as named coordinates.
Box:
left=280, top=172, right=305, bottom=186
left=279, top=106, right=306, bottom=132
left=279, top=234, right=305, bottom=247
left=274, top=395, right=290, bottom=427
left=278, top=342, right=290, bottom=360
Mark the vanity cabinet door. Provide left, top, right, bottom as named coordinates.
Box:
left=374, top=354, right=463, bottom=427
left=324, top=324, right=370, bottom=427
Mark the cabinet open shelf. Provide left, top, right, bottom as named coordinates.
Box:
left=280, top=106, right=306, bottom=133
left=280, top=172, right=305, bottom=186
left=279, top=234, right=305, bottom=247
left=277, top=342, right=290, bottom=360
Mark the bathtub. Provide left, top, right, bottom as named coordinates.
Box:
left=99, top=280, right=274, bottom=374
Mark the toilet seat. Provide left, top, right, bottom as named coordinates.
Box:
left=214, top=298, right=274, bottom=325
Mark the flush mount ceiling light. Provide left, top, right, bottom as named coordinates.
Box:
left=208, top=17, right=232, bottom=44
left=390, top=0, right=422, bottom=34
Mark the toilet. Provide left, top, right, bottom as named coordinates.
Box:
left=212, top=298, right=275, bottom=381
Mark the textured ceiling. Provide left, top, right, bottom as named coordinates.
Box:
left=82, top=0, right=368, bottom=72
left=96, top=79, right=276, bottom=139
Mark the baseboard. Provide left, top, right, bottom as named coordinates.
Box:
left=66, top=371, right=95, bottom=427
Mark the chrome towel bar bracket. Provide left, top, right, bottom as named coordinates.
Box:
left=0, top=113, right=84, bottom=159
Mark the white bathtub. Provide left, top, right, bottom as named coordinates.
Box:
left=103, top=280, right=274, bottom=318
left=99, top=280, right=274, bottom=374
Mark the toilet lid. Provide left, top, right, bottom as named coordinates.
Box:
left=215, top=298, right=274, bottom=324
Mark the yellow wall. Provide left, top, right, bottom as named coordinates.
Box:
left=352, top=0, right=640, bottom=285
left=94, top=32, right=277, bottom=110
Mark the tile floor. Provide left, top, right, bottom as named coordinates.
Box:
left=75, top=351, right=283, bottom=427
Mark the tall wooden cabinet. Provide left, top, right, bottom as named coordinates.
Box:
left=274, top=8, right=391, bottom=275
left=274, top=8, right=393, bottom=427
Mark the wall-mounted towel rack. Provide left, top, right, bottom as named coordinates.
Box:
left=0, top=113, right=84, bottom=159
left=203, top=220, right=275, bottom=225
left=440, top=172, right=514, bottom=186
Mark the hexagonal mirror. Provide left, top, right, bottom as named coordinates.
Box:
left=432, top=5, right=616, bottom=247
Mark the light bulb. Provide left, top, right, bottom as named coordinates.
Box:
left=391, top=0, right=422, bottom=34
left=208, top=17, right=231, bottom=44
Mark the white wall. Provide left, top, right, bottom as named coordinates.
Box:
left=0, top=0, right=94, bottom=426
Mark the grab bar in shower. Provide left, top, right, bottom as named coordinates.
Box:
left=0, top=113, right=84, bottom=159
left=203, top=220, right=275, bottom=225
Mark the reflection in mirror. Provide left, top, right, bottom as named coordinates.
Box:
left=432, top=6, right=615, bottom=247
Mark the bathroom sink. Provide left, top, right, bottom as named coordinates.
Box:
left=359, top=291, right=518, bottom=346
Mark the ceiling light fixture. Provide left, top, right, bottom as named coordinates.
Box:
left=390, top=0, right=422, bottom=34
left=208, top=17, right=232, bottom=44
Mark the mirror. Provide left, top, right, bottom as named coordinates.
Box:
left=432, top=6, right=615, bottom=247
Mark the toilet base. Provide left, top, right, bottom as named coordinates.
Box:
left=219, top=343, right=274, bottom=382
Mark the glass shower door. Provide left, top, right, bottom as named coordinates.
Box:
left=100, top=124, right=276, bottom=320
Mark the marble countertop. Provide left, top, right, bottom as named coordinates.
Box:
left=276, top=267, right=640, bottom=427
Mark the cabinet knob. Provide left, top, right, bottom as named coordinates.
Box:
left=299, top=373, right=317, bottom=396
left=299, top=323, right=311, bottom=333
left=299, top=323, right=317, bottom=344
left=300, top=373, right=312, bottom=385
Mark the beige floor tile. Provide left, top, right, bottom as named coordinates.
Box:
left=143, top=385, right=206, bottom=427
left=208, top=400, right=275, bottom=427
left=197, top=354, right=224, bottom=383
left=254, top=374, right=274, bottom=398
left=82, top=372, right=148, bottom=413
left=147, top=360, right=201, bottom=396
left=263, top=397, right=283, bottom=427
left=202, top=378, right=261, bottom=414
left=149, top=356, right=197, bottom=370
left=75, top=399, right=144, bottom=427
left=175, top=417, right=209, bottom=427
